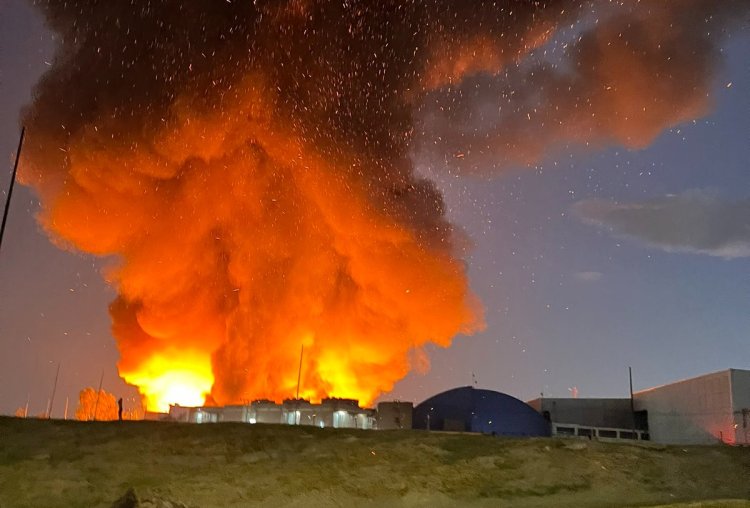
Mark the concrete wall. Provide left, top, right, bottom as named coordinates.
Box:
left=527, top=398, right=635, bottom=429
left=168, top=405, right=191, bottom=422
left=634, top=370, right=735, bottom=445
left=377, top=402, right=413, bottom=430
left=731, top=369, right=750, bottom=445
left=221, top=405, right=251, bottom=423
left=551, top=422, right=649, bottom=441
left=281, top=399, right=316, bottom=426
left=252, top=401, right=284, bottom=424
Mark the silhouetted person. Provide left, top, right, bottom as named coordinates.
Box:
left=118, top=398, right=123, bottom=421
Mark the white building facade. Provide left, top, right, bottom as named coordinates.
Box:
left=634, top=369, right=750, bottom=445
left=168, top=397, right=377, bottom=430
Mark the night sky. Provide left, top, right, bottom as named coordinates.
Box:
left=1, top=0, right=749, bottom=417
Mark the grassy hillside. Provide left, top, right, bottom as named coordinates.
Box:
left=0, top=416, right=748, bottom=507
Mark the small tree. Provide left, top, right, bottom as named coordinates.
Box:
left=75, top=387, right=118, bottom=421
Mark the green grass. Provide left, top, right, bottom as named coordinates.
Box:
left=0, top=416, right=748, bottom=507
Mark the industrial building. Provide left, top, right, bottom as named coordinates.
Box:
left=412, top=386, right=550, bottom=437
left=157, top=368, right=749, bottom=446
left=527, top=397, right=649, bottom=441
left=168, top=397, right=378, bottom=429
left=526, top=368, right=750, bottom=445
left=634, top=368, right=750, bottom=445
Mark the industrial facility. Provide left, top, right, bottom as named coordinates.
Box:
left=168, top=397, right=379, bottom=429
left=527, top=368, right=749, bottom=445
left=156, top=368, right=749, bottom=446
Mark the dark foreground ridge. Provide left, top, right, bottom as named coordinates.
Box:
left=0, top=416, right=749, bottom=507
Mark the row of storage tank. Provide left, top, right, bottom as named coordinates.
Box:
left=168, top=397, right=414, bottom=430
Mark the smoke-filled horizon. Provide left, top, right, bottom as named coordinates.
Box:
left=19, top=0, right=748, bottom=411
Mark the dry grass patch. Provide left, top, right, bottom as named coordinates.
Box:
left=0, top=417, right=748, bottom=507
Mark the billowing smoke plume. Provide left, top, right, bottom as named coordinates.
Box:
left=19, top=0, right=745, bottom=410
left=416, top=0, right=749, bottom=173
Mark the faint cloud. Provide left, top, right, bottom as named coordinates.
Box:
left=573, top=271, right=603, bottom=282
left=573, top=190, right=750, bottom=259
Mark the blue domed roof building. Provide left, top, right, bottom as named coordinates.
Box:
left=413, top=386, right=551, bottom=437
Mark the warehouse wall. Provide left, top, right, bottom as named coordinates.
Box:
left=634, top=370, right=734, bottom=445
left=731, top=369, right=750, bottom=445
left=527, top=398, right=635, bottom=429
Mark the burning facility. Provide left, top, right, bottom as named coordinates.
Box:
left=167, top=398, right=401, bottom=431
left=157, top=368, right=749, bottom=446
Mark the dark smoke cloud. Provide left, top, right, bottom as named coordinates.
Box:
left=23, top=0, right=577, bottom=244
left=415, top=0, right=750, bottom=173
left=574, top=190, right=750, bottom=259
left=18, top=0, right=746, bottom=407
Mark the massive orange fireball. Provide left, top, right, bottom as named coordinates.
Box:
left=19, top=0, right=745, bottom=411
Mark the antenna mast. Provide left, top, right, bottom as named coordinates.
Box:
left=1, top=127, right=25, bottom=254
left=47, top=362, right=60, bottom=419
left=92, top=371, right=104, bottom=421
left=296, top=344, right=304, bottom=399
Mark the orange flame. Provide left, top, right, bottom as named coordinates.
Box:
left=121, top=352, right=214, bottom=413
left=23, top=79, right=482, bottom=412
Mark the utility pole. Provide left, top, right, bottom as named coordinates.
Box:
left=294, top=344, right=304, bottom=426
left=47, top=362, right=60, bottom=419
left=1, top=127, right=25, bottom=254
left=92, top=371, right=104, bottom=421
left=629, top=366, right=636, bottom=430
left=296, top=344, right=304, bottom=400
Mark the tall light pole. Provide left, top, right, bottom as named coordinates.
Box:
left=0, top=127, right=26, bottom=254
